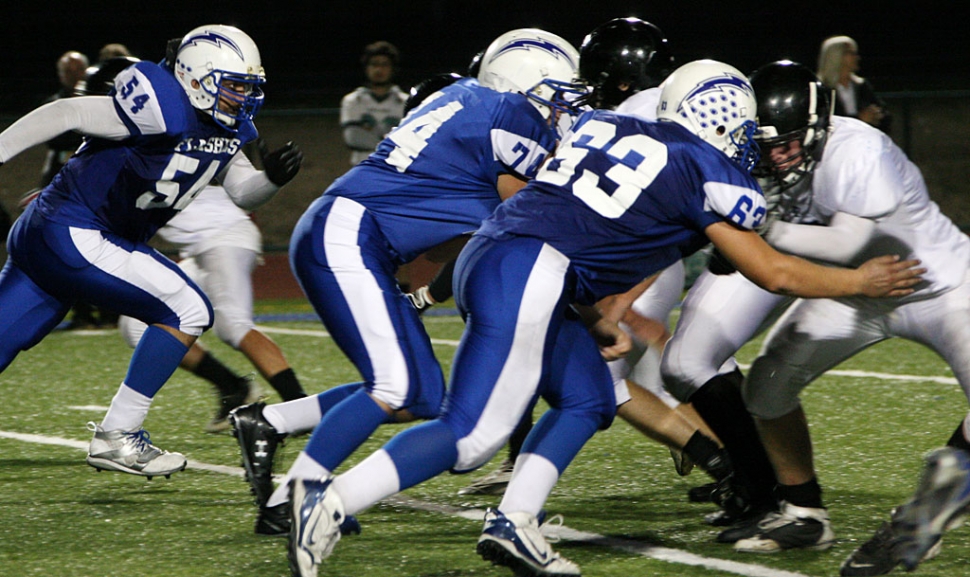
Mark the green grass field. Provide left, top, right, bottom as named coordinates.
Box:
left=1, top=302, right=968, bottom=577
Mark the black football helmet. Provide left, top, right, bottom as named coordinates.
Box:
left=749, top=60, right=832, bottom=190
left=578, top=17, right=674, bottom=110
left=75, top=56, right=141, bottom=96
left=403, top=72, right=463, bottom=116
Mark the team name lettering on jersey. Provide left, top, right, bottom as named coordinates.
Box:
left=176, top=136, right=242, bottom=156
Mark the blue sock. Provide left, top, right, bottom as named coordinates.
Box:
left=315, top=382, right=364, bottom=415
left=384, top=420, right=458, bottom=490
left=304, top=388, right=389, bottom=471
left=522, top=409, right=599, bottom=474
left=123, top=325, right=189, bottom=398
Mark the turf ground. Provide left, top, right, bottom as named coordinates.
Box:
left=1, top=300, right=967, bottom=577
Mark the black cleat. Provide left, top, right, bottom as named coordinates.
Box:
left=229, top=401, right=286, bottom=507
left=256, top=502, right=291, bottom=537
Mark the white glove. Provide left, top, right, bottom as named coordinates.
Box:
left=406, top=286, right=435, bottom=311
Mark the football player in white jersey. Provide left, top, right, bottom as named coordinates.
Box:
left=228, top=28, right=586, bottom=540
left=118, top=179, right=308, bottom=433
left=0, top=25, right=295, bottom=479
left=692, top=62, right=970, bottom=566
left=282, top=59, right=922, bottom=577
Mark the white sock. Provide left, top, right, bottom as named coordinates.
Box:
left=498, top=453, right=559, bottom=517
left=267, top=452, right=331, bottom=508
left=262, top=396, right=323, bottom=435
left=99, top=384, right=153, bottom=432
left=332, top=449, right=400, bottom=516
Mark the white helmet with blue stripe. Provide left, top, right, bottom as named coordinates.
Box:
left=657, top=59, right=760, bottom=172
left=477, top=28, right=582, bottom=121
left=174, top=24, right=266, bottom=130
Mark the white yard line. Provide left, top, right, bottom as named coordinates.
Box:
left=257, top=324, right=958, bottom=386
left=0, top=429, right=811, bottom=577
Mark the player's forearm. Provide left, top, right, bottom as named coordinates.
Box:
left=0, top=98, right=125, bottom=163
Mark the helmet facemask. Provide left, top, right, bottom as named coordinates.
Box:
left=199, top=70, right=265, bottom=130
left=753, top=110, right=829, bottom=190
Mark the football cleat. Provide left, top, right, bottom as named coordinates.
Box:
left=670, top=447, right=695, bottom=476
left=86, top=422, right=187, bottom=479
left=733, top=501, right=835, bottom=553
left=257, top=500, right=363, bottom=538
left=206, top=375, right=260, bottom=433
left=257, top=502, right=291, bottom=537
left=477, top=508, right=580, bottom=576
left=891, top=447, right=970, bottom=571
left=458, top=459, right=514, bottom=496
left=229, top=401, right=286, bottom=507
left=839, top=519, right=942, bottom=576
left=688, top=481, right=718, bottom=503
left=288, top=478, right=345, bottom=577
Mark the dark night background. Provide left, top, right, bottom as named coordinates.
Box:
left=2, top=1, right=967, bottom=116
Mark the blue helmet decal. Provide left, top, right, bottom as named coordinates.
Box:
left=679, top=74, right=753, bottom=128
left=180, top=32, right=244, bottom=61
left=490, top=38, right=577, bottom=68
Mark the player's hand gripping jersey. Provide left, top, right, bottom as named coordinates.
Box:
left=323, top=77, right=558, bottom=264
left=477, top=109, right=766, bottom=304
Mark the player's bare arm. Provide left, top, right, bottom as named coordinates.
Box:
left=706, top=220, right=924, bottom=298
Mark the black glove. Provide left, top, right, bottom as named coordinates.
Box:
left=707, top=248, right=738, bottom=276
left=258, top=138, right=303, bottom=186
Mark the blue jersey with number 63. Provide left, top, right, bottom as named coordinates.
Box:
left=477, top=109, right=766, bottom=305
left=33, top=61, right=257, bottom=243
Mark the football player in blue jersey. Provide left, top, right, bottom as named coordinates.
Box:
left=283, top=59, right=923, bottom=577
left=228, top=28, right=585, bottom=539
left=0, top=24, right=302, bottom=480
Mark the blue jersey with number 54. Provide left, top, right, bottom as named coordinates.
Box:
left=33, top=61, right=257, bottom=243
left=477, top=109, right=766, bottom=304
left=324, top=77, right=557, bottom=264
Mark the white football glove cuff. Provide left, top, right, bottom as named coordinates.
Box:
left=406, top=285, right=435, bottom=311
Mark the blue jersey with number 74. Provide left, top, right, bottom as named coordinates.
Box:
left=477, top=109, right=766, bottom=304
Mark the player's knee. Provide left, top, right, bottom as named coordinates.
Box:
left=212, top=315, right=253, bottom=349
left=452, top=422, right=514, bottom=473
left=117, top=315, right=147, bottom=348
left=742, top=360, right=803, bottom=419
left=661, top=349, right=707, bottom=403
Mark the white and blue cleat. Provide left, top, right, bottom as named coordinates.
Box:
left=477, top=508, right=580, bottom=576
left=288, top=477, right=345, bottom=577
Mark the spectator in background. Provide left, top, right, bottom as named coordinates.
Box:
left=39, top=51, right=89, bottom=187
left=98, top=43, right=130, bottom=62
left=817, top=35, right=891, bottom=134
left=339, top=41, right=408, bottom=166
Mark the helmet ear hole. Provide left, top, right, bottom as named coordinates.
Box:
left=716, top=126, right=726, bottom=136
